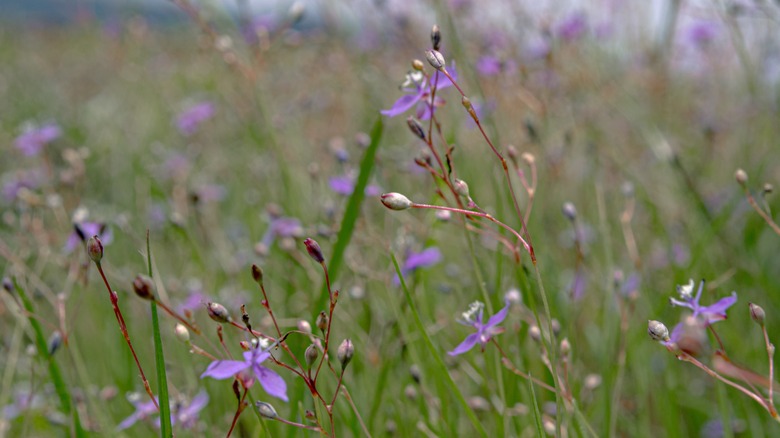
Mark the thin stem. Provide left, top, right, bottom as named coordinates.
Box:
left=340, top=386, right=372, bottom=438
left=95, top=263, right=159, bottom=410
left=764, top=326, right=776, bottom=413
left=742, top=185, right=780, bottom=236
left=226, top=387, right=249, bottom=438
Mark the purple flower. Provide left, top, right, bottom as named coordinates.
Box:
left=328, top=175, right=381, bottom=197
left=171, top=391, right=208, bottom=428
left=257, top=215, right=304, bottom=256
left=2, top=169, right=45, bottom=202
left=570, top=270, right=587, bottom=301
left=15, top=123, right=61, bottom=156
left=176, top=102, right=215, bottom=136
left=201, top=347, right=288, bottom=401
left=669, top=279, right=737, bottom=325
left=117, top=395, right=159, bottom=431
left=555, top=12, right=588, bottom=42
left=65, top=221, right=113, bottom=254
left=381, top=64, right=458, bottom=120
left=685, top=21, right=720, bottom=49
left=448, top=299, right=511, bottom=355
left=394, top=247, right=442, bottom=284
left=476, top=56, right=502, bottom=76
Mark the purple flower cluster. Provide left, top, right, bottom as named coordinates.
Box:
left=15, top=123, right=61, bottom=156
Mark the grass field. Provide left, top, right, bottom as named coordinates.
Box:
left=2, top=2, right=780, bottom=437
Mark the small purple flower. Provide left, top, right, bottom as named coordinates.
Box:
left=448, top=299, right=511, bottom=355
left=201, top=347, right=288, bottom=402
left=555, top=12, right=588, bottom=42
left=394, top=247, right=442, bottom=284
left=257, top=215, right=304, bottom=256
left=176, top=102, right=215, bottom=136
left=65, top=221, right=113, bottom=254
left=381, top=64, right=458, bottom=120
left=171, top=391, right=209, bottom=428
left=669, top=279, right=737, bottom=325
left=686, top=21, right=720, bottom=50
left=117, top=395, right=159, bottom=431
left=523, top=37, right=551, bottom=62
left=476, top=56, right=502, bottom=77
left=328, top=175, right=381, bottom=196
left=15, top=123, right=61, bottom=156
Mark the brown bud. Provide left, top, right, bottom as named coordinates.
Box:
left=251, top=264, right=263, bottom=284
left=316, top=311, right=328, bottom=332
left=406, top=117, right=426, bottom=141
left=430, top=24, right=441, bottom=50
left=412, top=59, right=424, bottom=71
left=86, top=235, right=103, bottom=263
left=207, top=302, right=232, bottom=324
left=132, top=275, right=154, bottom=300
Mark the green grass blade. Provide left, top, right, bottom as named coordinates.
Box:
left=528, top=372, right=545, bottom=438
left=147, top=232, right=172, bottom=437
left=14, top=279, right=87, bottom=438
left=391, top=253, right=488, bottom=438
left=315, top=117, right=383, bottom=314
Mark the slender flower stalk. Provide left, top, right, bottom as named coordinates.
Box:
left=86, top=236, right=159, bottom=410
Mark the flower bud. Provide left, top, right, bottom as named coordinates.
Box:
left=560, top=338, right=571, bottom=358
left=425, top=49, right=446, bottom=70
left=406, top=117, right=426, bottom=141
left=86, top=235, right=103, bottom=263
left=412, top=59, right=424, bottom=71
left=256, top=401, right=278, bottom=419
left=303, top=238, right=324, bottom=263
left=380, top=192, right=413, bottom=211
left=316, top=311, right=328, bottom=332
left=132, top=274, right=154, bottom=301
left=647, top=320, right=669, bottom=342
left=430, top=24, right=441, bottom=50
left=251, top=264, right=263, bottom=285
left=298, top=319, right=312, bottom=334
left=174, top=323, right=190, bottom=343
left=453, top=179, right=470, bottom=198
left=749, top=302, right=765, bottom=326
left=207, top=302, right=232, bottom=324
left=305, top=344, right=319, bottom=368
left=521, top=152, right=535, bottom=165
left=529, top=325, right=542, bottom=343
left=48, top=330, right=63, bottom=356
left=337, top=338, right=354, bottom=370
left=562, top=202, right=577, bottom=221
left=2, top=277, right=12, bottom=294
left=735, top=168, right=748, bottom=186
left=764, top=183, right=774, bottom=195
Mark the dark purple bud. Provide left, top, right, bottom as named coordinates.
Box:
left=86, top=235, right=103, bottom=263
left=406, top=117, right=426, bottom=141
left=431, top=24, right=441, bottom=50
left=132, top=275, right=154, bottom=301
left=304, top=238, right=325, bottom=263
left=251, top=264, right=263, bottom=285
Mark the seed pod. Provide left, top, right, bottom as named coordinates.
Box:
left=86, top=235, right=103, bottom=263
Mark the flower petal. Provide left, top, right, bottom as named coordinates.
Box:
left=484, top=299, right=511, bottom=329
left=254, top=365, right=288, bottom=401
left=200, top=359, right=250, bottom=379
left=699, top=292, right=737, bottom=323
left=448, top=332, right=480, bottom=356
left=380, top=92, right=423, bottom=117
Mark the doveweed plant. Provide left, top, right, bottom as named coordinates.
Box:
left=2, top=1, right=780, bottom=437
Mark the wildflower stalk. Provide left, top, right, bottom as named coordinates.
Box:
left=146, top=231, right=172, bottom=437
left=391, top=253, right=488, bottom=438
left=739, top=181, right=780, bottom=236
left=14, top=279, right=87, bottom=438
left=90, top=239, right=159, bottom=410
left=762, top=324, right=776, bottom=414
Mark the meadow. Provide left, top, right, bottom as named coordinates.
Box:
left=2, top=1, right=780, bottom=437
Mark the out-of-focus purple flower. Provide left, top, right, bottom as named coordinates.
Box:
left=381, top=64, right=459, bottom=120
left=669, top=279, right=737, bottom=325
left=570, top=270, right=587, bottom=301
left=117, top=395, right=159, bottom=431
left=65, top=221, right=113, bottom=254
left=170, top=391, right=208, bottom=428
left=176, top=102, right=215, bottom=136
left=686, top=21, right=719, bottom=50
left=2, top=390, right=44, bottom=420
left=201, top=347, right=288, bottom=401
left=555, top=12, right=588, bottom=42
left=2, top=169, right=45, bottom=202
left=164, top=153, right=192, bottom=180
left=257, top=215, right=304, bottom=256
left=394, top=247, right=442, bottom=284
left=523, top=38, right=551, bottom=62
left=672, top=243, right=690, bottom=266
left=242, top=14, right=278, bottom=45
left=448, top=298, right=511, bottom=355
left=328, top=175, right=381, bottom=197
left=15, top=123, right=61, bottom=156
left=193, top=184, right=226, bottom=204
left=476, top=56, right=502, bottom=76
left=178, top=289, right=207, bottom=314
left=619, top=272, right=640, bottom=297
